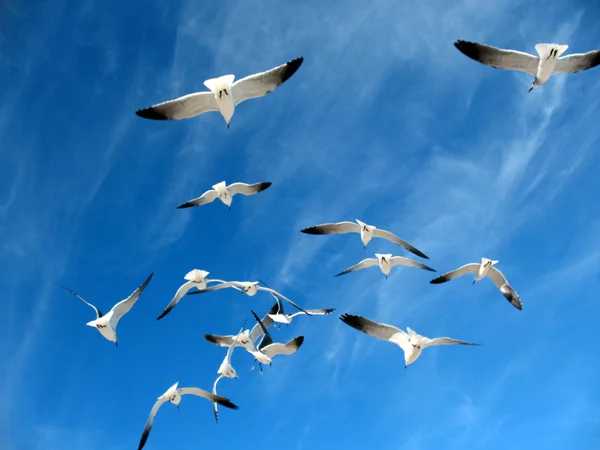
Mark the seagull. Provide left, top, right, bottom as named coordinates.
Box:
left=176, top=181, right=272, bottom=209
left=335, top=253, right=435, bottom=279
left=61, top=273, right=153, bottom=346
left=340, top=313, right=480, bottom=368
left=266, top=292, right=335, bottom=328
left=429, top=258, right=522, bottom=310
left=157, top=269, right=230, bottom=320
left=204, top=303, right=278, bottom=352
left=453, top=40, right=600, bottom=92
left=135, top=57, right=304, bottom=128
left=137, top=381, right=239, bottom=450
left=248, top=310, right=304, bottom=374
left=212, top=321, right=245, bottom=424
left=301, top=219, right=428, bottom=259
left=187, top=280, right=309, bottom=315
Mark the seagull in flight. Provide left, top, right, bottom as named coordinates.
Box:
left=61, top=273, right=153, bottom=346
left=157, top=269, right=230, bottom=320
left=176, top=181, right=272, bottom=209
left=187, top=280, right=309, bottom=315
left=301, top=219, right=428, bottom=259
left=212, top=321, right=245, bottom=423
left=266, top=292, right=335, bottom=328
left=335, top=253, right=435, bottom=278
left=137, top=381, right=239, bottom=450
left=454, top=40, right=600, bottom=92
left=430, top=258, right=523, bottom=310
left=204, top=303, right=278, bottom=352
left=135, top=57, right=304, bottom=128
left=248, top=310, right=304, bottom=374
left=340, top=313, right=480, bottom=368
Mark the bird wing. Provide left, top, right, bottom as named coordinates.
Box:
left=226, top=321, right=246, bottom=363
left=204, top=334, right=237, bottom=347
left=289, top=308, right=335, bottom=318
left=135, top=91, right=218, bottom=120
left=300, top=221, right=360, bottom=236
left=186, top=281, right=238, bottom=296
left=156, top=280, right=197, bottom=320
left=453, top=40, right=539, bottom=75
left=258, top=286, right=308, bottom=314
left=227, top=182, right=272, bottom=197
left=232, top=57, right=303, bottom=106
left=421, top=336, right=481, bottom=348
left=334, top=258, right=379, bottom=277
left=110, top=273, right=154, bottom=325
left=429, top=263, right=480, bottom=284
left=340, top=314, right=407, bottom=344
left=60, top=285, right=103, bottom=318
left=372, top=229, right=429, bottom=259
left=178, top=387, right=239, bottom=410
left=249, top=303, right=277, bottom=342
left=137, top=397, right=168, bottom=450
left=251, top=309, right=274, bottom=351
left=487, top=267, right=523, bottom=310
left=553, top=50, right=600, bottom=73
left=261, top=336, right=304, bottom=358
left=212, top=375, right=224, bottom=424
left=176, top=189, right=218, bottom=209
left=389, top=256, right=436, bottom=272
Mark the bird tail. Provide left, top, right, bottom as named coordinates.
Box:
left=534, top=43, right=568, bottom=59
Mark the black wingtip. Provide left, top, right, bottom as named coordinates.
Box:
left=453, top=40, right=482, bottom=62
left=204, top=334, right=220, bottom=345
left=156, top=308, right=170, bottom=321
left=259, top=182, right=272, bottom=191
left=430, top=275, right=449, bottom=284
left=176, top=202, right=194, bottom=209
left=300, top=226, right=324, bottom=235
left=135, top=107, right=169, bottom=120
left=216, top=397, right=239, bottom=410
left=280, top=57, right=304, bottom=84
left=293, top=335, right=305, bottom=348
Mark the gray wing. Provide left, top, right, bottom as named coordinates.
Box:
left=110, top=273, right=154, bottom=324
left=421, top=337, right=481, bottom=348
left=334, top=258, right=379, bottom=277
left=187, top=282, right=239, bottom=296
left=261, top=336, right=304, bottom=358
left=176, top=189, right=218, bottom=209
left=156, top=280, right=197, bottom=320
left=212, top=375, right=223, bottom=424
left=389, top=256, right=436, bottom=272
left=227, top=321, right=246, bottom=363
left=204, top=334, right=237, bottom=347
left=429, top=263, right=480, bottom=284
left=487, top=267, right=523, bottom=310
left=135, top=91, right=218, bottom=120
left=228, top=182, right=272, bottom=197
left=301, top=221, right=360, bottom=236
left=554, top=50, right=600, bottom=73
left=258, top=286, right=308, bottom=314
left=251, top=310, right=274, bottom=351
left=232, top=57, right=303, bottom=106
left=289, top=308, right=335, bottom=318
left=340, top=314, right=406, bottom=342
left=178, top=387, right=239, bottom=410
left=372, top=229, right=429, bottom=259
left=137, top=397, right=168, bottom=450
left=454, top=40, right=539, bottom=75
left=60, top=285, right=103, bottom=318
left=249, top=303, right=277, bottom=342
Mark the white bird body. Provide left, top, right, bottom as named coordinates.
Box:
left=474, top=258, right=499, bottom=282
left=62, top=273, right=154, bottom=346
left=340, top=314, right=480, bottom=368
left=203, top=75, right=236, bottom=126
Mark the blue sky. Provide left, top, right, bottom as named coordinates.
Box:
left=1, top=0, right=600, bottom=448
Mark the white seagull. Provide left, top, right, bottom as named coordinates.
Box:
left=335, top=253, right=435, bottom=278
left=301, top=219, right=429, bottom=259
left=135, top=57, right=304, bottom=127
left=248, top=309, right=304, bottom=374
left=266, top=292, right=335, bottom=327
left=340, top=313, right=480, bottom=368
left=176, top=181, right=272, bottom=209
left=430, top=258, right=523, bottom=310
left=157, top=269, right=229, bottom=320
left=137, top=381, right=239, bottom=450
left=187, top=280, right=309, bottom=315
left=212, top=321, right=245, bottom=423
left=61, top=273, right=153, bottom=346
left=204, top=303, right=278, bottom=352
left=454, top=40, right=600, bottom=92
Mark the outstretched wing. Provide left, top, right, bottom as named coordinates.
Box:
left=60, top=285, right=103, bottom=318
left=487, top=267, right=523, bottom=310
left=429, top=263, right=480, bottom=284
left=249, top=303, right=277, bottom=342
left=554, top=50, right=600, bottom=74
left=453, top=40, right=539, bottom=75
left=261, top=336, right=304, bottom=358
left=334, top=258, right=379, bottom=277
left=179, top=387, right=239, bottom=410
left=389, top=256, right=436, bottom=272
left=232, top=57, right=304, bottom=106
left=187, top=281, right=241, bottom=296
left=137, top=397, right=168, bottom=450
left=110, top=273, right=154, bottom=325
left=251, top=310, right=274, bottom=351
left=300, top=221, right=360, bottom=236
left=135, top=91, right=218, bottom=120
left=289, top=308, right=335, bottom=318
left=421, top=337, right=481, bottom=348
left=228, top=182, right=272, bottom=197
left=372, top=229, right=429, bottom=259
left=176, top=189, right=218, bottom=209
left=204, top=334, right=237, bottom=347
left=156, top=280, right=197, bottom=320
left=340, top=314, right=409, bottom=350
